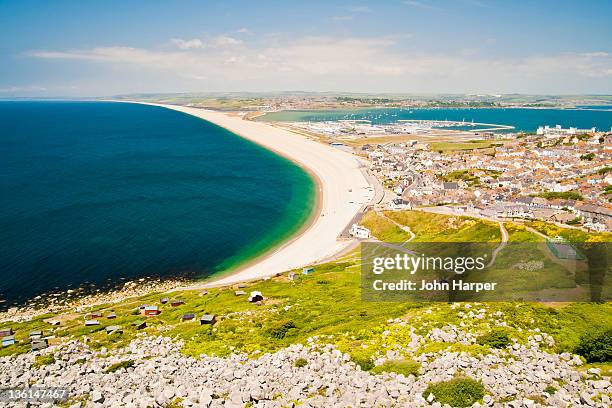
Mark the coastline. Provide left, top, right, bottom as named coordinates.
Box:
left=128, top=102, right=374, bottom=288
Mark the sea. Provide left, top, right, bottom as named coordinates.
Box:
left=0, top=101, right=315, bottom=307
left=258, top=107, right=612, bottom=132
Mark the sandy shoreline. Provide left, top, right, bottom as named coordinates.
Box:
left=132, top=103, right=374, bottom=288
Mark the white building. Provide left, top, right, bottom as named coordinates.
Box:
left=537, top=125, right=596, bottom=138
left=349, top=224, right=371, bottom=239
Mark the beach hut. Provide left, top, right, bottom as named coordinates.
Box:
left=133, top=320, right=147, bottom=330
left=160, top=297, right=169, bottom=304
left=0, top=328, right=13, bottom=337
left=29, top=330, right=43, bottom=340
left=85, top=320, right=100, bottom=326
left=248, top=291, right=264, bottom=303
left=288, top=272, right=298, bottom=281
left=105, top=325, right=123, bottom=335
left=2, top=336, right=15, bottom=347
left=302, top=267, right=314, bottom=275
left=181, top=313, right=195, bottom=322
left=170, top=300, right=185, bottom=307
left=106, top=312, right=117, bottom=319
left=31, top=339, right=48, bottom=352
left=45, top=319, right=60, bottom=326
left=237, top=284, right=247, bottom=289
left=90, top=312, right=102, bottom=319
left=200, top=314, right=216, bottom=325
left=199, top=290, right=209, bottom=296
left=143, top=305, right=160, bottom=317
left=234, top=290, right=247, bottom=296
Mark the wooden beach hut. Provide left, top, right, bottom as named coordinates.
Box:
left=170, top=299, right=185, bottom=307
left=181, top=313, right=195, bottom=322
left=105, top=325, right=123, bottom=334
left=200, top=314, right=216, bottom=325
left=143, top=305, right=160, bottom=317
left=106, top=312, right=117, bottom=319
left=31, top=339, right=48, bottom=352
left=248, top=291, right=264, bottom=303
left=29, top=330, right=43, bottom=340
left=302, top=267, right=314, bottom=275
left=0, top=328, right=13, bottom=337
left=2, top=335, right=15, bottom=347
left=85, top=319, right=100, bottom=326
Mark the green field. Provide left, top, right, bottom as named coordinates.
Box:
left=428, top=140, right=501, bottom=153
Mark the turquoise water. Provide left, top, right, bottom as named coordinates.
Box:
left=259, top=107, right=612, bottom=132
left=0, top=102, right=315, bottom=307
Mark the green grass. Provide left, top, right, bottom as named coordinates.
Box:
left=417, top=342, right=491, bottom=357
left=424, top=376, right=486, bottom=407
left=476, top=329, right=510, bottom=349
left=582, top=362, right=612, bottom=377
left=429, top=140, right=497, bottom=153
left=575, top=328, right=612, bottom=363
left=371, top=359, right=420, bottom=377
left=532, top=191, right=584, bottom=201
left=439, top=170, right=481, bottom=187
left=360, top=211, right=412, bottom=242
left=505, top=224, right=543, bottom=242
left=350, top=354, right=375, bottom=371
left=527, top=221, right=612, bottom=242
left=32, top=354, right=55, bottom=368
left=105, top=360, right=134, bottom=373
left=294, top=358, right=308, bottom=368
left=383, top=210, right=501, bottom=242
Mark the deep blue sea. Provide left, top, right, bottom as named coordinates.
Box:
left=260, top=107, right=612, bottom=132
left=0, top=101, right=315, bottom=307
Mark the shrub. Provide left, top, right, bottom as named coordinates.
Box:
left=476, top=329, right=510, bottom=349
left=575, top=328, right=612, bottom=363
left=423, top=376, right=486, bottom=408
left=105, top=360, right=134, bottom=373
left=267, top=320, right=296, bottom=339
left=294, top=358, right=308, bottom=368
left=33, top=354, right=55, bottom=368
left=371, top=359, right=420, bottom=377
left=350, top=355, right=374, bottom=371
left=166, top=398, right=184, bottom=408
left=543, top=385, right=557, bottom=395
left=580, top=153, right=595, bottom=161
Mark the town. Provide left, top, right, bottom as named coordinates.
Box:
left=324, top=123, right=612, bottom=232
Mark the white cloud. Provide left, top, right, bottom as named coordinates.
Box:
left=26, top=36, right=612, bottom=94
left=169, top=36, right=242, bottom=50
left=0, top=85, right=48, bottom=93
left=170, top=38, right=204, bottom=50
left=211, top=36, right=243, bottom=47
left=581, top=52, right=609, bottom=58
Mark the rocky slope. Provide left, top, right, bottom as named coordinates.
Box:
left=3, top=325, right=610, bottom=407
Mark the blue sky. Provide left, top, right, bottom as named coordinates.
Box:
left=1, top=0, right=611, bottom=96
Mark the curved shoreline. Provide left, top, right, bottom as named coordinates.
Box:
left=129, top=102, right=374, bottom=288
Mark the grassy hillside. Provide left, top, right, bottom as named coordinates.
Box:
left=1, top=211, right=610, bottom=377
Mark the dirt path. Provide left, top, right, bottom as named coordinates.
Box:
left=378, top=212, right=416, bottom=242
left=487, top=222, right=508, bottom=267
